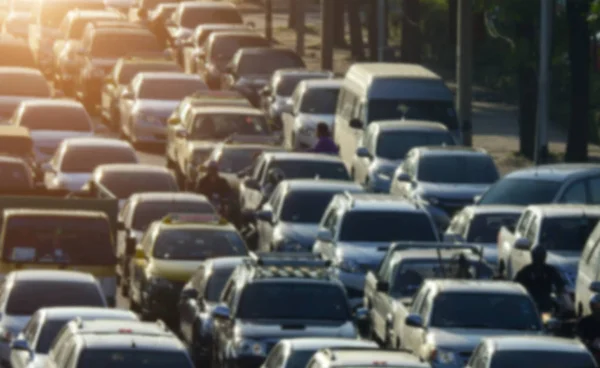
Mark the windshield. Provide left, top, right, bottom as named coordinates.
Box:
left=0, top=162, right=31, bottom=189
left=218, top=148, right=270, bottom=173
left=153, top=229, right=247, bottom=260
left=376, top=131, right=456, bottom=160
left=466, top=214, right=521, bottom=243
left=0, top=45, right=35, bottom=68
left=180, top=8, right=242, bottom=29
left=6, top=281, right=105, bottom=315
left=205, top=268, right=235, bottom=302
left=340, top=211, right=437, bottom=242
left=3, top=216, right=115, bottom=265
left=478, top=178, right=562, bottom=206
left=277, top=75, right=320, bottom=97
left=77, top=350, right=192, bottom=368
left=138, top=78, right=206, bottom=100
left=268, top=161, right=350, bottom=181
left=190, top=114, right=269, bottom=140
left=212, top=36, right=269, bottom=63
left=417, top=155, right=499, bottom=184
left=0, top=74, right=50, bottom=97
left=280, top=191, right=342, bottom=224
left=39, top=1, right=105, bottom=28
left=430, top=293, right=541, bottom=330
left=117, top=63, right=180, bottom=84
left=99, top=172, right=177, bottom=198
left=60, top=147, right=137, bottom=173
left=539, top=216, right=600, bottom=251
left=299, top=88, right=339, bottom=114
left=489, top=351, right=596, bottom=368
left=131, top=201, right=214, bottom=231
left=368, top=100, right=459, bottom=131
left=287, top=351, right=320, bottom=368
left=390, top=260, right=493, bottom=298
left=17, top=106, right=92, bottom=132
left=90, top=33, right=161, bottom=58
left=237, top=283, right=351, bottom=320
left=238, top=52, right=305, bottom=76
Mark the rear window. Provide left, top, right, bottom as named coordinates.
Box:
left=280, top=191, right=344, bottom=224
left=99, top=171, right=177, bottom=199
left=60, top=146, right=138, bottom=173
left=17, top=106, right=92, bottom=132
left=90, top=33, right=161, bottom=58
left=0, top=45, right=35, bottom=68
left=131, top=201, right=215, bottom=231
left=2, top=216, right=115, bottom=265
left=0, top=162, right=32, bottom=190
left=6, top=281, right=105, bottom=315
left=77, top=350, right=193, bottom=368
left=180, top=8, right=242, bottom=29
left=205, top=268, right=235, bottom=302
left=152, top=229, right=247, bottom=260
left=467, top=213, right=521, bottom=243
left=238, top=52, right=305, bottom=76
left=117, top=63, right=180, bottom=85
left=268, top=160, right=350, bottom=181
left=489, top=350, right=596, bottom=368
left=211, top=36, right=269, bottom=63
left=299, top=88, right=339, bottom=114
left=138, top=78, right=207, bottom=100
left=417, top=154, right=499, bottom=184
left=0, top=74, right=50, bottom=97
left=339, top=211, right=437, bottom=242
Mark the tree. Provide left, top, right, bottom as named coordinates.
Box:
left=333, top=2, right=347, bottom=47
left=401, top=0, right=421, bottom=63
left=288, top=0, right=296, bottom=29
left=348, top=0, right=365, bottom=60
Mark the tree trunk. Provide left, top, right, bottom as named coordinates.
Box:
left=517, top=66, right=538, bottom=159
left=348, top=0, right=365, bottom=60
left=565, top=0, right=591, bottom=162
left=333, top=1, right=347, bottom=47
left=448, top=0, right=457, bottom=46
left=287, top=0, right=296, bottom=29
left=367, top=0, right=378, bottom=60
left=401, top=0, right=421, bottom=63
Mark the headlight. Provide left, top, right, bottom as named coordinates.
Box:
left=339, top=259, right=361, bottom=273
left=148, top=276, right=172, bottom=289
left=433, top=349, right=458, bottom=364
left=233, top=339, right=266, bottom=356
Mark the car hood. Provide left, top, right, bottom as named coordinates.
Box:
left=237, top=319, right=357, bottom=340
left=135, top=100, right=179, bottom=117
left=417, top=182, right=491, bottom=200
left=149, top=259, right=205, bottom=283
left=56, top=173, right=92, bottom=192
left=428, top=327, right=542, bottom=352
left=337, top=242, right=390, bottom=270
left=0, top=97, right=50, bottom=123
left=2, top=315, right=32, bottom=336
left=276, top=222, right=320, bottom=248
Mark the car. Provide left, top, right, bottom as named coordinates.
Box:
left=307, top=348, right=430, bottom=368
left=211, top=257, right=362, bottom=368
left=10, top=99, right=94, bottom=167
left=9, top=307, right=138, bottom=368
left=390, top=146, right=500, bottom=231
left=184, top=23, right=249, bottom=74
left=221, top=47, right=306, bottom=106
left=86, top=164, right=178, bottom=209
left=312, top=193, right=439, bottom=308
left=0, top=156, right=34, bottom=190
left=476, top=163, right=600, bottom=206
left=282, top=79, right=342, bottom=150
left=0, top=126, right=37, bottom=180
left=100, top=56, right=181, bottom=127
left=117, top=192, right=216, bottom=295
left=45, top=320, right=194, bottom=367
left=262, top=69, right=334, bottom=128
left=128, top=214, right=248, bottom=323
left=466, top=336, right=597, bottom=368
left=42, top=137, right=138, bottom=191
left=137, top=0, right=179, bottom=14
left=118, top=72, right=207, bottom=145
left=351, top=120, right=458, bottom=193
left=254, top=179, right=364, bottom=252
left=0, top=270, right=107, bottom=366
left=0, top=67, right=53, bottom=123
left=2, top=0, right=32, bottom=39
left=202, top=31, right=270, bottom=89
left=0, top=38, right=35, bottom=67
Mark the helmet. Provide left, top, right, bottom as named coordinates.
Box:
left=590, top=294, right=600, bottom=318
left=530, top=245, right=547, bottom=267
left=267, top=168, right=285, bottom=185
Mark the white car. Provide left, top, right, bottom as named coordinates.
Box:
left=43, top=137, right=138, bottom=191
left=10, top=99, right=94, bottom=166
left=119, top=72, right=207, bottom=145
left=0, top=67, right=54, bottom=123
left=281, top=78, right=342, bottom=150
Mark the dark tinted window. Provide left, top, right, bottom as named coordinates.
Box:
left=131, top=201, right=214, bottom=230
left=376, top=131, right=456, bottom=160
left=3, top=216, right=115, bottom=265
left=299, top=88, right=339, bottom=114
left=430, top=293, right=541, bottom=330
left=368, top=100, right=459, bottom=131
left=153, top=229, right=247, bottom=260
left=277, top=76, right=324, bottom=97
left=538, top=216, right=600, bottom=252
left=466, top=214, right=521, bottom=243
left=205, top=268, right=235, bottom=302
left=280, top=191, right=341, bottom=223
left=237, top=283, right=351, bottom=321
left=138, top=78, right=206, bottom=100
left=269, top=161, right=350, bottom=181
left=0, top=162, right=32, bottom=189
left=117, top=63, right=181, bottom=85
left=99, top=171, right=177, bottom=198
left=180, top=8, right=242, bottom=29
left=190, top=114, right=269, bottom=140
left=60, top=147, right=137, bottom=173
left=6, top=281, right=105, bottom=315
left=218, top=148, right=271, bottom=174
left=417, top=155, right=499, bottom=184
left=287, top=351, right=319, bottom=368
left=212, top=36, right=270, bottom=63
left=0, top=74, right=50, bottom=97
left=340, top=211, right=437, bottom=242
left=490, top=351, right=596, bottom=368
left=40, top=1, right=105, bottom=28
left=0, top=137, right=32, bottom=156
left=478, top=178, right=562, bottom=206
left=0, top=44, right=35, bottom=68
left=238, top=52, right=305, bottom=76
left=18, top=106, right=92, bottom=132
left=36, top=320, right=69, bottom=353
left=77, top=350, right=193, bottom=368
left=90, top=33, right=161, bottom=58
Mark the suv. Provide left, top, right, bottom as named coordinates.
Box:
left=210, top=257, right=364, bottom=368
left=312, top=193, right=439, bottom=308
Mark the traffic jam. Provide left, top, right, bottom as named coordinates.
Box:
left=0, top=0, right=597, bottom=367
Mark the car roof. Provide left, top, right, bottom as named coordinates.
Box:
left=205, top=256, right=248, bottom=271
left=390, top=248, right=483, bottom=263
left=119, top=58, right=177, bottom=66
left=262, top=151, right=344, bottom=163
left=93, top=28, right=154, bottom=37
left=219, top=143, right=281, bottom=151
left=460, top=205, right=524, bottom=216
left=179, top=1, right=236, bottom=9
left=137, top=71, right=202, bottom=81
left=0, top=67, right=44, bottom=76
left=20, top=99, right=84, bottom=108
left=322, top=349, right=426, bottom=367
left=341, top=194, right=422, bottom=212
left=69, top=320, right=171, bottom=335
left=129, top=192, right=209, bottom=203
left=62, top=137, right=132, bottom=148
left=489, top=336, right=589, bottom=353
left=191, top=106, right=263, bottom=115
left=504, top=163, right=600, bottom=182
left=347, top=62, right=441, bottom=80
left=286, top=338, right=378, bottom=351
left=156, top=220, right=236, bottom=232
left=3, top=208, right=107, bottom=219
left=238, top=47, right=297, bottom=56
left=282, top=179, right=363, bottom=193
left=80, top=334, right=187, bottom=352
left=39, top=307, right=137, bottom=321
left=415, top=146, right=488, bottom=156
left=371, top=120, right=450, bottom=132
left=298, top=79, right=343, bottom=90
left=426, top=279, right=528, bottom=295
left=94, top=163, right=172, bottom=174
left=66, top=9, right=122, bottom=19
left=197, top=23, right=248, bottom=32
left=9, top=270, right=96, bottom=283
left=526, top=204, right=600, bottom=218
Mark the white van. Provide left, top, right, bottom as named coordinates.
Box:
left=334, top=63, right=458, bottom=169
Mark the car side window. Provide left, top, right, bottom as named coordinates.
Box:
left=191, top=266, right=206, bottom=292
left=516, top=211, right=531, bottom=234
left=448, top=211, right=468, bottom=237
left=307, top=359, right=322, bottom=368
left=61, top=340, right=78, bottom=368
left=525, top=215, right=538, bottom=243
left=584, top=224, right=600, bottom=263
left=253, top=159, right=266, bottom=181
left=22, top=314, right=39, bottom=344
left=410, top=286, right=427, bottom=314
left=140, top=225, right=154, bottom=254
left=588, top=177, right=600, bottom=204
left=418, top=290, right=432, bottom=320
left=321, top=207, right=339, bottom=235
left=263, top=345, right=284, bottom=368
left=469, top=344, right=488, bottom=368
left=220, top=278, right=235, bottom=305
left=402, top=155, right=417, bottom=178
left=560, top=180, right=587, bottom=204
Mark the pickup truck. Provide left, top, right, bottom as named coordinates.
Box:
left=363, top=243, right=493, bottom=349
left=497, top=204, right=600, bottom=291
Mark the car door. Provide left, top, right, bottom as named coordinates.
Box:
left=11, top=313, right=40, bottom=368
left=558, top=179, right=588, bottom=204
left=257, top=186, right=283, bottom=251
left=130, top=226, right=154, bottom=303
left=371, top=260, right=395, bottom=343
left=243, top=158, right=267, bottom=211
left=179, top=266, right=205, bottom=343
left=213, top=278, right=236, bottom=362
left=313, top=206, right=339, bottom=258
left=175, top=110, right=197, bottom=170
left=390, top=153, right=417, bottom=198
left=119, top=81, right=137, bottom=135
left=43, top=149, right=62, bottom=189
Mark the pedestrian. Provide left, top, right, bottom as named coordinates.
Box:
left=310, top=122, right=339, bottom=155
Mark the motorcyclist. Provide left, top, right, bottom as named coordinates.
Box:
left=576, top=294, right=600, bottom=353
left=310, top=123, right=339, bottom=155
left=194, top=161, right=230, bottom=200
left=514, top=245, right=568, bottom=313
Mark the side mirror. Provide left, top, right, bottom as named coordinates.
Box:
left=168, top=117, right=181, bottom=125
left=175, top=129, right=188, bottom=138
left=122, top=91, right=134, bottom=100
left=243, top=178, right=260, bottom=191
left=405, top=314, right=423, bottom=328
left=134, top=247, right=145, bottom=259
left=376, top=281, right=389, bottom=292
left=589, top=281, right=600, bottom=293
left=514, top=237, right=531, bottom=251
left=211, top=304, right=230, bottom=320
left=396, top=173, right=411, bottom=182
left=349, top=118, right=363, bottom=129
left=256, top=209, right=273, bottom=223
left=316, top=228, right=333, bottom=243
left=180, top=288, right=198, bottom=300
left=354, top=307, right=368, bottom=321
left=473, top=194, right=482, bottom=204
left=355, top=147, right=371, bottom=158
left=10, top=339, right=32, bottom=358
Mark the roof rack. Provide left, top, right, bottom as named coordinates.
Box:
left=253, top=265, right=333, bottom=279
left=387, top=241, right=481, bottom=253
